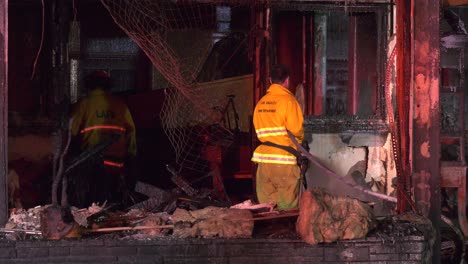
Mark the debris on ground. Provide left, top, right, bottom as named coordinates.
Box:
left=0, top=179, right=438, bottom=251
left=71, top=202, right=105, bottom=227
left=130, top=181, right=172, bottom=211
left=131, top=212, right=171, bottom=237
left=296, top=187, right=375, bottom=245
left=4, top=206, right=45, bottom=239
left=371, top=213, right=430, bottom=238
left=87, top=208, right=148, bottom=230
left=131, top=179, right=228, bottom=213
left=40, top=205, right=81, bottom=240
left=6, top=206, right=43, bottom=231
left=171, top=206, right=254, bottom=238
left=371, top=212, right=436, bottom=264
left=230, top=200, right=275, bottom=213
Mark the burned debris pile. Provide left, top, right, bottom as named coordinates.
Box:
left=2, top=172, right=385, bottom=245
left=1, top=156, right=405, bottom=245
left=172, top=207, right=254, bottom=238
left=4, top=206, right=43, bottom=239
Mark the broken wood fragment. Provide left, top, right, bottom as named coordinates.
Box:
left=88, top=224, right=174, bottom=233
left=167, top=165, right=198, bottom=197
left=0, top=228, right=42, bottom=235
left=135, top=181, right=170, bottom=198
left=71, top=203, right=106, bottom=227
left=250, top=212, right=299, bottom=221
left=129, top=196, right=168, bottom=211
left=177, top=196, right=228, bottom=208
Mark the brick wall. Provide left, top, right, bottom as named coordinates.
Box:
left=0, top=235, right=428, bottom=264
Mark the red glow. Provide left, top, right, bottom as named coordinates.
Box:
left=103, top=160, right=124, bottom=168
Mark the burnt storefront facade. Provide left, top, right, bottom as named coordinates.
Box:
left=0, top=0, right=465, bottom=263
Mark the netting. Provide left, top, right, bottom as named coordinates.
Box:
left=100, top=0, right=254, bottom=174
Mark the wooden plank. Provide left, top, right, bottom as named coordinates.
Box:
left=0, top=0, right=8, bottom=226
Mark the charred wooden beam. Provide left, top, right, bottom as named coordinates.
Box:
left=412, top=0, right=441, bottom=262
left=313, top=13, right=326, bottom=115
left=0, top=0, right=7, bottom=226
left=132, top=179, right=183, bottom=211
left=129, top=196, right=169, bottom=211
left=166, top=165, right=198, bottom=197
left=135, top=181, right=170, bottom=199
left=177, top=196, right=229, bottom=208
left=395, top=0, right=411, bottom=213
left=253, top=5, right=268, bottom=104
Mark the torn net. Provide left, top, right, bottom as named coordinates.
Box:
left=100, top=0, right=253, bottom=174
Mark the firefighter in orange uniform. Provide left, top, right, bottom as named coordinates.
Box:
left=252, top=64, right=304, bottom=210
left=70, top=70, right=136, bottom=206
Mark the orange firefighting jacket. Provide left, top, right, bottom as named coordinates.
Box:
left=71, top=88, right=137, bottom=166
left=251, top=84, right=304, bottom=165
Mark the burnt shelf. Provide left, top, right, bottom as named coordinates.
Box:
left=304, top=116, right=388, bottom=134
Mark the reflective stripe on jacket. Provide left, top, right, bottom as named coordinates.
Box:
left=252, top=84, right=304, bottom=165
left=71, top=88, right=137, bottom=159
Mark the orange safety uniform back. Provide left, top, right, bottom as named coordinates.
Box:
left=251, top=84, right=304, bottom=165
left=71, top=88, right=137, bottom=166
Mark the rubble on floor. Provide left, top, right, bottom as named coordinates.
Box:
left=4, top=203, right=107, bottom=239
left=71, top=203, right=105, bottom=227
left=40, top=205, right=81, bottom=240
left=4, top=206, right=44, bottom=239
left=171, top=206, right=254, bottom=238
left=2, top=179, right=437, bottom=249
left=372, top=213, right=432, bottom=238
left=132, top=212, right=171, bottom=237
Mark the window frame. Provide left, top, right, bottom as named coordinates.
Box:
left=270, top=3, right=390, bottom=134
